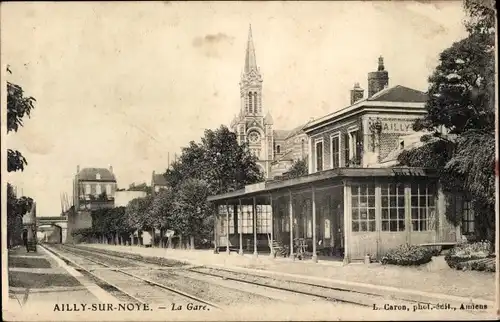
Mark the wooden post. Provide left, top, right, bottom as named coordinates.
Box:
left=253, top=196, right=258, bottom=256
left=289, top=190, right=294, bottom=260
left=226, top=201, right=230, bottom=255
left=239, top=199, right=243, bottom=255
left=312, top=186, right=318, bottom=263
left=269, top=193, right=274, bottom=258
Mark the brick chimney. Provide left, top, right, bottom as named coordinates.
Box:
left=350, top=82, right=364, bottom=105
left=368, top=56, right=389, bottom=97
left=109, top=165, right=113, bottom=173
left=77, top=165, right=80, bottom=174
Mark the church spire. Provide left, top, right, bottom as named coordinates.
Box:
left=244, top=24, right=257, bottom=73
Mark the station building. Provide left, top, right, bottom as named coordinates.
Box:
left=209, top=58, right=464, bottom=263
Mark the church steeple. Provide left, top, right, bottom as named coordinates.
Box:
left=244, top=24, right=258, bottom=73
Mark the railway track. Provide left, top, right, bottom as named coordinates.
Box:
left=44, top=244, right=220, bottom=310
left=58, top=244, right=410, bottom=308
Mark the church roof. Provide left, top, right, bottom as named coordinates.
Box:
left=367, top=85, right=427, bottom=103
left=244, top=25, right=258, bottom=73
left=77, top=168, right=116, bottom=182
left=273, top=130, right=291, bottom=140
left=285, top=119, right=314, bottom=140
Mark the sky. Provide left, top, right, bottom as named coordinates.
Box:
left=1, top=1, right=467, bottom=217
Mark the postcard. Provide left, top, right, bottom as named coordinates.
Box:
left=1, top=1, right=498, bottom=321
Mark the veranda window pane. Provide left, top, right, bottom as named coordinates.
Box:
left=352, top=209, right=359, bottom=220
left=390, top=196, right=397, bottom=207
left=390, top=221, right=397, bottom=231
left=398, top=220, right=405, bottom=231
left=390, top=184, right=396, bottom=196
left=398, top=208, right=405, bottom=219
left=382, top=209, right=388, bottom=219
left=412, top=208, right=419, bottom=219
left=412, top=220, right=418, bottom=231
left=351, top=196, right=359, bottom=208
left=360, top=221, right=367, bottom=232
left=382, top=196, right=388, bottom=207
left=411, top=196, right=419, bottom=207
left=352, top=221, right=359, bottom=232
left=382, top=221, right=389, bottom=231
left=368, top=196, right=375, bottom=207
left=368, top=209, right=375, bottom=220
left=419, top=220, right=427, bottom=231
left=390, top=209, right=397, bottom=219
left=397, top=184, right=405, bottom=195
left=369, top=221, right=375, bottom=231
left=397, top=196, right=405, bottom=207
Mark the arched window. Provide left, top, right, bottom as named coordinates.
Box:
left=248, top=92, right=253, bottom=113
left=253, top=92, right=258, bottom=113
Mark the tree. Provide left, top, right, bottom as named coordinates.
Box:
left=127, top=182, right=152, bottom=195
left=164, top=125, right=264, bottom=195
left=7, top=183, right=34, bottom=247
left=399, top=0, right=495, bottom=243
left=7, top=67, right=36, bottom=172
left=172, top=178, right=212, bottom=247
left=285, top=158, right=308, bottom=179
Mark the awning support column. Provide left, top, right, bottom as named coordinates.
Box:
left=226, top=201, right=230, bottom=255
left=253, top=196, right=258, bottom=257
left=269, top=193, right=274, bottom=258
left=312, top=186, right=318, bottom=263
left=239, top=199, right=243, bottom=255
left=289, top=190, right=294, bottom=260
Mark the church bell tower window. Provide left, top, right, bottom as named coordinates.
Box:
left=248, top=92, right=252, bottom=114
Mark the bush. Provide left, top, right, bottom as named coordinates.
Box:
left=381, top=244, right=434, bottom=266
left=445, top=241, right=495, bottom=272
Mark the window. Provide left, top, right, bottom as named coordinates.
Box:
left=240, top=205, right=253, bottom=234
left=462, top=200, right=475, bottom=235
left=315, top=140, right=323, bottom=172
left=256, top=205, right=272, bottom=233
left=253, top=92, right=258, bottom=113
left=351, top=183, right=376, bottom=232
left=280, top=204, right=290, bottom=232
left=219, top=205, right=235, bottom=234
left=344, top=132, right=350, bottom=166
left=106, top=184, right=112, bottom=195
left=381, top=183, right=405, bottom=231
left=307, top=219, right=312, bottom=238
left=410, top=183, right=436, bottom=231
left=95, top=184, right=102, bottom=195
left=96, top=173, right=101, bottom=180
left=276, top=145, right=281, bottom=154
left=248, top=93, right=253, bottom=113
left=301, top=139, right=305, bottom=159
left=324, top=219, right=331, bottom=239
left=331, top=134, right=340, bottom=168
left=85, top=184, right=91, bottom=195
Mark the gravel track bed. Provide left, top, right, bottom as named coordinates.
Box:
left=191, top=267, right=383, bottom=305
left=59, top=246, right=142, bottom=268
left=138, top=269, right=273, bottom=306
left=72, top=245, right=187, bottom=267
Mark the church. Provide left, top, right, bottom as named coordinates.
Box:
left=230, top=26, right=310, bottom=180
